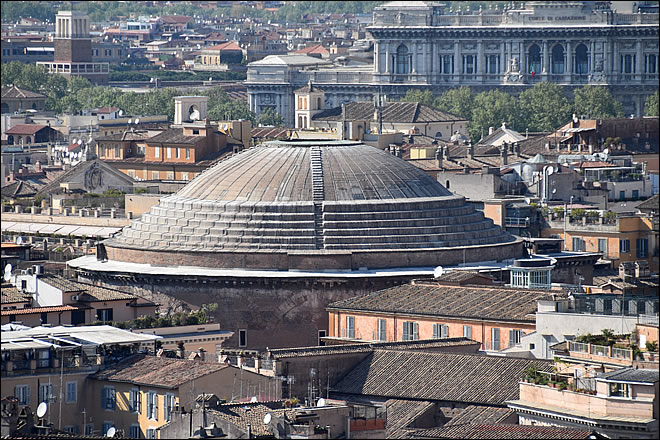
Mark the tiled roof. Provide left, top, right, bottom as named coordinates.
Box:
left=413, top=424, right=595, bottom=439
left=294, top=44, right=329, bottom=55
left=1, top=285, right=31, bottom=304
left=433, top=270, right=492, bottom=284
left=1, top=180, right=39, bottom=198
left=206, top=41, right=242, bottom=51
left=161, top=15, right=192, bottom=23
left=597, top=367, right=659, bottom=384
left=327, top=284, right=551, bottom=323
left=147, top=128, right=204, bottom=145
left=312, top=102, right=465, bottom=123
left=268, top=337, right=478, bottom=359
left=385, top=399, right=435, bottom=439
left=95, top=106, right=119, bottom=114
left=443, top=405, right=515, bottom=426
left=208, top=401, right=287, bottom=437
left=92, top=353, right=227, bottom=388
left=1, top=85, right=46, bottom=99
left=637, top=194, right=658, bottom=211
left=39, top=274, right=140, bottom=301
left=1, top=305, right=83, bottom=316
left=4, top=124, right=48, bottom=135
left=251, top=126, right=289, bottom=139
left=572, top=161, right=616, bottom=168
left=333, top=350, right=552, bottom=405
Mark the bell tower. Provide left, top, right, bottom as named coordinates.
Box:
left=294, top=81, right=325, bottom=129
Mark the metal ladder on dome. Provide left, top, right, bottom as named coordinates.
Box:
left=310, top=147, right=324, bottom=249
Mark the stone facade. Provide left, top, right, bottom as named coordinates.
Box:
left=246, top=1, right=659, bottom=125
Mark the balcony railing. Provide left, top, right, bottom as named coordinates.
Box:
left=504, top=217, right=531, bottom=227
left=569, top=341, right=589, bottom=353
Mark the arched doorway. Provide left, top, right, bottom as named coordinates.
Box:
left=528, top=44, right=541, bottom=75
left=552, top=44, right=565, bottom=74
left=575, top=44, right=589, bottom=75
left=396, top=45, right=410, bottom=75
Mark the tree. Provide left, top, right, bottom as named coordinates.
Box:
left=644, top=91, right=659, bottom=117
left=400, top=89, right=437, bottom=107
left=469, top=89, right=521, bottom=142
left=257, top=107, right=285, bottom=126
left=573, top=86, right=624, bottom=118
left=434, top=86, right=474, bottom=120
left=518, top=82, right=572, bottom=132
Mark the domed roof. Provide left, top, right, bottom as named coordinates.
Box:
left=176, top=140, right=451, bottom=202
left=106, top=140, right=520, bottom=270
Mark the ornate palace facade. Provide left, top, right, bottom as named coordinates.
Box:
left=246, top=1, right=659, bottom=127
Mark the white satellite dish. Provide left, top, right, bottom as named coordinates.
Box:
left=4, top=264, right=13, bottom=282
left=71, top=138, right=77, bottom=144
left=552, top=188, right=557, bottom=194
left=118, top=110, right=123, bottom=116
left=77, top=139, right=83, bottom=145
left=16, top=236, right=23, bottom=245
left=106, top=426, right=116, bottom=438
left=263, top=413, right=272, bottom=425
left=250, top=396, right=257, bottom=403
left=134, top=118, right=140, bottom=125
left=433, top=266, right=445, bottom=278
left=603, top=148, right=609, bottom=155
left=128, top=119, right=133, bottom=125
left=36, top=402, right=48, bottom=418
left=317, top=398, right=326, bottom=407
left=547, top=166, right=554, bottom=175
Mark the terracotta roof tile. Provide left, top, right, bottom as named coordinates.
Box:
left=1, top=85, right=46, bottom=99
left=92, top=353, right=227, bottom=388
left=313, top=102, right=465, bottom=123
left=414, top=424, right=595, bottom=439
left=208, top=401, right=287, bottom=437
left=327, top=284, right=551, bottom=323
left=4, top=124, right=48, bottom=135
left=39, top=274, right=141, bottom=302
left=1, top=305, right=84, bottom=316
left=333, top=350, right=552, bottom=405
left=1, top=285, right=32, bottom=304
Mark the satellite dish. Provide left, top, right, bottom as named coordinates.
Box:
left=118, top=110, right=123, bottom=116
left=77, top=139, right=83, bottom=145
left=433, top=266, right=445, bottom=278
left=134, top=118, right=140, bottom=125
left=263, top=413, right=272, bottom=425
left=106, top=426, right=116, bottom=438
left=603, top=148, right=609, bottom=155
left=317, top=398, right=326, bottom=407
left=16, top=236, right=23, bottom=245
left=128, top=119, right=133, bottom=125
left=71, top=138, right=77, bottom=144
left=524, top=197, right=531, bottom=205
left=552, top=188, right=557, bottom=194
left=250, top=396, right=257, bottom=403
left=36, top=402, right=48, bottom=418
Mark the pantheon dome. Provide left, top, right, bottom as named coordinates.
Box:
left=104, top=140, right=521, bottom=270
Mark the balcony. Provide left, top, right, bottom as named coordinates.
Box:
left=504, top=217, right=531, bottom=228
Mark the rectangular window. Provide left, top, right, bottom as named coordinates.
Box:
left=609, top=382, right=630, bottom=397
left=98, top=308, right=113, bottom=322
left=182, top=172, right=189, bottom=181
left=64, top=425, right=80, bottom=434
left=185, top=148, right=190, bottom=159
left=620, top=239, right=630, bottom=253
left=129, top=388, right=141, bottom=413
left=463, top=54, right=476, bottom=74
left=146, top=428, right=157, bottom=439
left=147, top=391, right=158, bottom=420
left=318, top=330, right=326, bottom=346
left=84, top=424, right=94, bottom=435
left=619, top=190, right=625, bottom=200
left=433, top=323, right=448, bottom=338
left=154, top=147, right=160, bottom=158
left=402, top=321, right=419, bottom=341
left=637, top=238, right=649, bottom=258
left=632, top=189, right=639, bottom=200
left=114, top=145, right=120, bottom=158
left=377, top=319, right=386, bottom=341
left=167, top=171, right=174, bottom=180
left=598, top=238, right=608, bottom=254
left=491, top=328, right=500, bottom=350
left=509, top=329, right=523, bottom=347
left=164, top=393, right=175, bottom=422
left=463, top=325, right=472, bottom=339
left=152, top=171, right=160, bottom=180
left=15, top=385, right=30, bottom=405
left=176, top=148, right=180, bottom=159
left=130, top=425, right=140, bottom=439
left=346, top=316, right=355, bottom=339
left=39, top=384, right=53, bottom=403
left=239, top=329, right=247, bottom=347
left=66, top=382, right=77, bottom=403
left=572, top=237, right=583, bottom=251
left=167, top=147, right=172, bottom=159
left=442, top=55, right=453, bottom=74
left=487, top=54, right=499, bottom=73
left=102, top=386, right=116, bottom=410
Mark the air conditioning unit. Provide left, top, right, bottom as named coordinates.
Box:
left=71, top=295, right=80, bottom=302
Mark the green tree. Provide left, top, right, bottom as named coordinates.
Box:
left=400, top=89, right=437, bottom=107
left=256, top=107, right=285, bottom=127
left=469, top=89, right=521, bottom=142
left=434, top=86, right=474, bottom=120
left=44, top=75, right=68, bottom=111
left=518, top=82, right=572, bottom=132
left=644, top=91, right=659, bottom=117
left=573, top=86, right=624, bottom=118
left=1, top=61, right=26, bottom=87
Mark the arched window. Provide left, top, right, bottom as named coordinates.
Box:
left=32, top=103, right=37, bottom=110
left=575, top=44, right=589, bottom=75
left=435, top=131, right=443, bottom=138
left=445, top=180, right=450, bottom=189
left=396, top=45, right=410, bottom=75
left=7, top=135, right=14, bottom=145
left=317, top=97, right=321, bottom=110
left=552, top=44, right=565, bottom=74
left=298, top=115, right=303, bottom=128
left=528, top=44, right=541, bottom=74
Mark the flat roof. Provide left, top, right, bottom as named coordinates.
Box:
left=1, top=222, right=122, bottom=238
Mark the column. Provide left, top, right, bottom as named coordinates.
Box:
left=477, top=40, right=484, bottom=81
left=520, top=41, right=526, bottom=77
left=636, top=40, right=643, bottom=81
left=612, top=41, right=618, bottom=81
left=374, top=41, right=379, bottom=73
left=500, top=40, right=506, bottom=78
left=454, top=40, right=461, bottom=83
left=385, top=42, right=391, bottom=74
left=590, top=40, right=595, bottom=74
left=542, top=40, right=549, bottom=74
left=566, top=41, right=572, bottom=82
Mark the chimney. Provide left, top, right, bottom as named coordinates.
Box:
left=395, top=146, right=402, bottom=158
left=588, top=144, right=594, bottom=154
left=443, top=144, right=450, bottom=160
left=198, top=348, right=206, bottom=362
left=500, top=144, right=508, bottom=165
left=467, top=143, right=474, bottom=159
left=545, top=142, right=550, bottom=151
left=513, top=142, right=520, bottom=156
left=488, top=126, right=494, bottom=135
left=435, top=147, right=443, bottom=168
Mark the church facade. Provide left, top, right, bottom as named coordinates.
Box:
left=246, top=1, right=659, bottom=126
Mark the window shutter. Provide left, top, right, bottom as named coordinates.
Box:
left=413, top=323, right=419, bottom=340
left=509, top=330, right=515, bottom=348
left=441, top=324, right=448, bottom=338
left=154, top=393, right=158, bottom=420
left=432, top=324, right=439, bottom=339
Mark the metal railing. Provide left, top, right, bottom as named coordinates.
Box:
left=569, top=341, right=589, bottom=353
left=591, top=344, right=609, bottom=357
left=612, top=347, right=632, bottom=360
left=504, top=217, right=531, bottom=227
